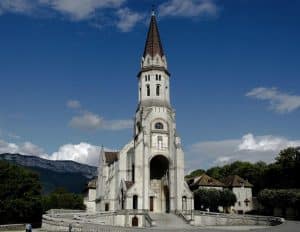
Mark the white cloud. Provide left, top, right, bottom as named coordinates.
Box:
left=0, top=0, right=35, bottom=14
left=0, top=0, right=133, bottom=30
left=0, top=139, right=47, bottom=158
left=41, top=0, right=125, bottom=20
left=103, top=119, right=132, bottom=130
left=238, top=133, right=299, bottom=152
left=69, top=111, right=103, bottom=130
left=67, top=100, right=132, bottom=131
left=159, top=0, right=218, bottom=18
left=51, top=142, right=100, bottom=166
left=246, top=87, right=300, bottom=113
left=0, top=140, right=20, bottom=154
left=67, top=100, right=81, bottom=109
left=0, top=139, right=103, bottom=166
left=187, top=133, right=300, bottom=171
left=69, top=111, right=132, bottom=130
left=116, top=7, right=144, bottom=32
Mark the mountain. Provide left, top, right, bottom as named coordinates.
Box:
left=0, top=153, right=98, bottom=194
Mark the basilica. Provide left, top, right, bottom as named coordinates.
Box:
left=95, top=12, right=194, bottom=214
left=42, top=11, right=280, bottom=232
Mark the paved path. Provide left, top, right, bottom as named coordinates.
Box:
left=5, top=220, right=299, bottom=232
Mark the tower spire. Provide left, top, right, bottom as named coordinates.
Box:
left=143, top=10, right=164, bottom=59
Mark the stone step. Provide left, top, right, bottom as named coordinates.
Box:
left=149, top=213, right=193, bottom=229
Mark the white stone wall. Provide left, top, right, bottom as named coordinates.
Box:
left=231, top=187, right=253, bottom=213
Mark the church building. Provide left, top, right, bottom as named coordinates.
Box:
left=96, top=11, right=194, bottom=214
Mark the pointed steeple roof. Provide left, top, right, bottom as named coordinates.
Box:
left=143, top=11, right=164, bottom=58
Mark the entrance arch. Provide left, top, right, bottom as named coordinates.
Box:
left=150, top=155, right=169, bottom=180
left=150, top=155, right=170, bottom=213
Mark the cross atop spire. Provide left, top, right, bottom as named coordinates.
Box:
left=151, top=4, right=155, bottom=16
left=143, top=11, right=164, bottom=59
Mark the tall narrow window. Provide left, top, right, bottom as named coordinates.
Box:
left=159, top=75, right=161, bottom=81
left=132, top=164, right=135, bottom=182
left=156, top=84, right=160, bottom=96
left=133, top=195, right=138, bottom=210
left=158, top=136, right=163, bottom=149
left=182, top=196, right=187, bottom=211
left=105, top=203, right=109, bottom=211
left=146, top=85, right=150, bottom=96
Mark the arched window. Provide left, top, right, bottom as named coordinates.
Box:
left=159, top=75, right=161, bottom=81
left=182, top=196, right=187, bottom=211
left=156, top=84, right=160, bottom=96
left=146, top=84, right=150, bottom=96
left=155, top=122, right=164, bottom=130
left=133, top=195, right=138, bottom=210
left=156, top=74, right=158, bottom=80
left=121, top=189, right=124, bottom=210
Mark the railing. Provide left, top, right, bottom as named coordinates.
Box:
left=192, top=210, right=284, bottom=226
left=144, top=212, right=153, bottom=227
left=174, top=210, right=192, bottom=224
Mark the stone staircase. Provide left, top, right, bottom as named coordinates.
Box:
left=149, top=213, right=193, bottom=230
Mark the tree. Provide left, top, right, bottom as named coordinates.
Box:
left=194, top=188, right=235, bottom=212
left=42, top=187, right=86, bottom=212
left=206, top=161, right=267, bottom=194
left=0, top=160, right=43, bottom=225
left=220, top=189, right=237, bottom=212
left=257, top=189, right=300, bottom=218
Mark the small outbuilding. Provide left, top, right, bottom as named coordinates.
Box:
left=223, top=175, right=253, bottom=214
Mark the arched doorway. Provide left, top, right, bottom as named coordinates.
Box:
left=132, top=216, right=138, bottom=227
left=150, top=155, right=170, bottom=213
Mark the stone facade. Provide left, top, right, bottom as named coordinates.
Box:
left=95, top=12, right=193, bottom=216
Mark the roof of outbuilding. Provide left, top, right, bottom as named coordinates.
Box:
left=87, top=178, right=97, bottom=189
left=105, top=151, right=119, bottom=165
left=190, top=174, right=225, bottom=187
left=143, top=13, right=164, bottom=58
left=222, top=175, right=253, bottom=188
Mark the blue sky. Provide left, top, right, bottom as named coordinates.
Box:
left=0, top=0, right=300, bottom=171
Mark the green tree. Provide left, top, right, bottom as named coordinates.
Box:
left=220, top=189, right=237, bottom=212
left=0, top=160, right=43, bottom=225
left=42, top=187, right=86, bottom=212
left=257, top=189, right=300, bottom=218
left=194, top=188, right=221, bottom=212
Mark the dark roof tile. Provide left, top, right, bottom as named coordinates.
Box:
left=222, top=175, right=253, bottom=188
left=143, top=14, right=164, bottom=58
left=105, top=152, right=119, bottom=165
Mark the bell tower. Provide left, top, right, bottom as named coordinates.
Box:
left=132, top=11, right=193, bottom=213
